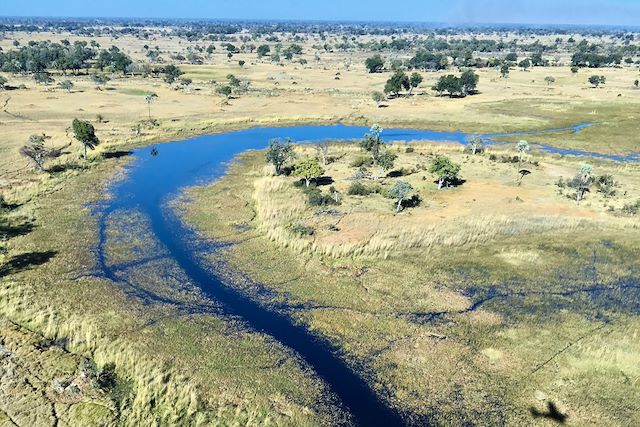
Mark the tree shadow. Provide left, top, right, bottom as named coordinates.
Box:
left=0, top=251, right=57, bottom=277
left=46, top=163, right=87, bottom=174
left=315, top=176, right=335, bottom=186
left=530, top=401, right=568, bottom=424
left=432, top=178, right=467, bottom=188
left=102, top=150, right=132, bottom=160
left=0, top=221, right=35, bottom=239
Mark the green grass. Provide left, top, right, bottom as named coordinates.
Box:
left=119, top=88, right=156, bottom=97
left=0, top=155, right=337, bottom=426
left=181, top=144, right=640, bottom=425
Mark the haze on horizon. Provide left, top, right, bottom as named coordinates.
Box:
left=3, top=0, right=640, bottom=27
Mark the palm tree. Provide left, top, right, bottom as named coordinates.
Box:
left=145, top=93, right=158, bottom=120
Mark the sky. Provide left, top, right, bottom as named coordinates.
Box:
left=2, top=0, right=640, bottom=26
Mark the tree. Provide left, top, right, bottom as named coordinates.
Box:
left=91, top=73, right=110, bottom=88
left=517, top=169, right=531, bottom=186
left=238, top=60, right=246, bottom=68
left=34, top=71, right=53, bottom=85
left=570, top=66, right=579, bottom=74
left=505, top=52, right=518, bottom=62
left=163, top=65, right=183, bottom=84
left=459, top=70, right=479, bottom=95
left=314, top=141, right=330, bottom=166
left=72, top=118, right=99, bottom=159
left=518, top=58, right=531, bottom=71
left=144, top=93, right=158, bottom=120
left=388, top=181, right=413, bottom=212
left=372, top=91, right=386, bottom=108
left=293, top=158, right=325, bottom=187
left=408, top=72, right=423, bottom=95
left=596, top=174, right=616, bottom=197
left=216, top=85, right=232, bottom=100
left=568, top=164, right=593, bottom=204
left=0, top=75, right=7, bottom=90
left=589, top=75, right=602, bottom=88
left=384, top=70, right=410, bottom=97
left=467, top=136, right=484, bottom=155
left=266, top=138, right=295, bottom=176
left=500, top=64, right=510, bottom=79
left=365, top=54, right=385, bottom=73
left=516, top=140, right=530, bottom=164
left=375, top=151, right=397, bottom=180
left=544, top=76, right=556, bottom=85
left=360, top=124, right=384, bottom=164
left=18, top=134, right=61, bottom=172
left=432, top=74, right=462, bottom=97
left=257, top=44, right=271, bottom=58
left=429, top=155, right=461, bottom=189
left=634, top=79, right=639, bottom=88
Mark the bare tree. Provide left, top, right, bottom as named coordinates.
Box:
left=19, top=134, right=63, bottom=172
left=314, top=141, right=330, bottom=166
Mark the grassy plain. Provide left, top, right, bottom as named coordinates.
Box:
left=182, top=143, right=640, bottom=425
left=1, top=27, right=640, bottom=425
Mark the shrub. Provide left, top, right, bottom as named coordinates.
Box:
left=350, top=156, right=372, bottom=168
left=405, top=146, right=415, bottom=153
left=621, top=200, right=640, bottom=215
left=596, top=174, right=616, bottom=197
left=289, top=224, right=315, bottom=236
left=347, top=181, right=372, bottom=196
left=305, top=186, right=340, bottom=206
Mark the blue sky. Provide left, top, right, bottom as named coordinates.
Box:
left=3, top=0, right=640, bottom=26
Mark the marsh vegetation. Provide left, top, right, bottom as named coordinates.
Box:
left=1, top=16, right=640, bottom=426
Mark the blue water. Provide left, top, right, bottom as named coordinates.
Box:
left=94, top=123, right=638, bottom=427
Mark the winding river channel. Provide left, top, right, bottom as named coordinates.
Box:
left=94, top=124, right=637, bottom=426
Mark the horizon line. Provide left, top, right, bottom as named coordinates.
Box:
left=1, top=15, right=639, bottom=30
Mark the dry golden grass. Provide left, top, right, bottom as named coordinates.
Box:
left=248, top=143, right=639, bottom=258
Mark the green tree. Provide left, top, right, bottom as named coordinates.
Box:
left=518, top=58, right=531, bottom=71
left=72, top=118, right=99, bottom=159
left=500, top=64, right=510, bottom=79
left=34, top=71, right=53, bottom=85
left=360, top=124, right=384, bottom=164
left=429, top=155, right=461, bottom=189
left=257, top=44, right=271, bottom=58
left=408, top=72, right=423, bottom=95
left=58, top=80, right=74, bottom=93
left=516, top=140, right=530, bottom=164
left=266, top=138, right=295, bottom=176
left=372, top=91, right=386, bottom=107
left=144, top=93, right=158, bottom=120
left=432, top=74, right=462, bottom=97
left=375, top=151, right=397, bottom=180
left=365, top=54, right=385, bottom=73
left=505, top=52, right=518, bottom=62
left=459, top=70, right=479, bottom=95
left=216, top=85, right=232, bottom=100
left=388, top=181, right=413, bottom=212
left=544, top=76, right=556, bottom=85
left=589, top=75, right=602, bottom=88
left=569, top=164, right=593, bottom=204
left=570, top=66, right=579, bottom=74
left=163, top=65, right=183, bottom=84
left=293, top=158, right=325, bottom=187
left=384, top=70, right=410, bottom=97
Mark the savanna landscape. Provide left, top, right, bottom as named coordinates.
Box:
left=0, top=6, right=639, bottom=427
